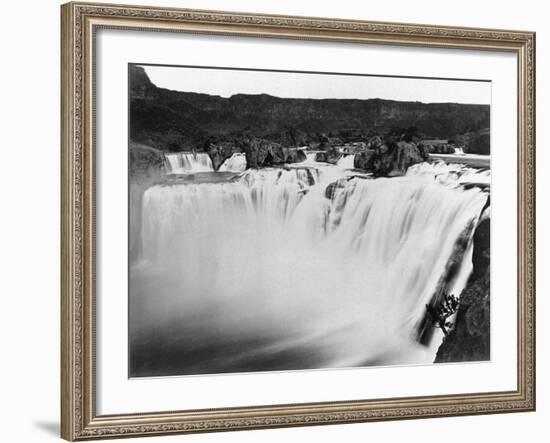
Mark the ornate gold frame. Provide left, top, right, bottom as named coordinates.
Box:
left=61, top=1, right=536, bottom=440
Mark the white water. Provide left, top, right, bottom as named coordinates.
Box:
left=134, top=161, right=489, bottom=372
left=454, top=147, right=465, bottom=155
left=407, top=161, right=491, bottom=186
left=305, top=152, right=320, bottom=163
left=336, top=154, right=356, bottom=169
left=219, top=152, right=247, bottom=172
left=165, top=152, right=214, bottom=173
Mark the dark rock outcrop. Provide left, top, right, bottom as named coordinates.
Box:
left=366, top=135, right=383, bottom=149
left=313, top=151, right=328, bottom=163
left=240, top=137, right=283, bottom=168
left=284, top=147, right=307, bottom=164
left=435, top=214, right=491, bottom=363
left=203, top=141, right=238, bottom=171
left=238, top=136, right=306, bottom=168
left=359, top=140, right=428, bottom=177
left=388, top=141, right=427, bottom=176
left=354, top=150, right=376, bottom=170
left=324, top=146, right=345, bottom=164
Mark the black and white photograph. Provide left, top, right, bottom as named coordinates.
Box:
left=128, top=64, right=491, bottom=378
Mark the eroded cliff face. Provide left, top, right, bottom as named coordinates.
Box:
left=129, top=65, right=490, bottom=153
left=435, top=213, right=491, bottom=363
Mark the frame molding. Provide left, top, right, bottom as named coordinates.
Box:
left=61, top=2, right=536, bottom=440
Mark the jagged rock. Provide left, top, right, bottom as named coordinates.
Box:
left=313, top=151, right=328, bottom=163
left=323, top=146, right=344, bottom=164
left=240, top=137, right=272, bottom=168
left=435, top=215, right=491, bottom=363
left=366, top=136, right=383, bottom=149
left=283, top=147, right=306, bottom=163
left=204, top=142, right=237, bottom=171
left=471, top=215, right=491, bottom=279
left=354, top=150, right=376, bottom=170
left=389, top=141, right=427, bottom=176
left=368, top=141, right=427, bottom=176
left=236, top=137, right=306, bottom=168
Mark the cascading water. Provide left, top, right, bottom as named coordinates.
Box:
left=219, top=153, right=247, bottom=172
left=305, top=152, right=320, bottom=163
left=164, top=152, right=214, bottom=173
left=131, top=160, right=489, bottom=375
left=453, top=147, right=465, bottom=155
left=336, top=154, right=356, bottom=169
left=407, top=160, right=491, bottom=186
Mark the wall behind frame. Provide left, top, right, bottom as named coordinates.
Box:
left=0, top=0, right=545, bottom=442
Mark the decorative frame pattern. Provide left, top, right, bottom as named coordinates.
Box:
left=61, top=2, right=536, bottom=440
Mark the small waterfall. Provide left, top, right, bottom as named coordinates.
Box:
left=305, top=152, right=319, bottom=162
left=454, top=147, right=465, bottom=155
left=407, top=161, right=490, bottom=186
left=219, top=153, right=247, bottom=172
left=135, top=163, right=488, bottom=371
left=337, top=154, right=356, bottom=169
left=164, top=152, right=214, bottom=173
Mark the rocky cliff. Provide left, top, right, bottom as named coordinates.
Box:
left=435, top=211, right=491, bottom=362
left=129, top=65, right=490, bottom=154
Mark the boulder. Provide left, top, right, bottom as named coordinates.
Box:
left=204, top=142, right=237, bottom=171
left=238, top=137, right=306, bottom=168
left=354, top=150, right=376, bottom=170
left=374, top=141, right=427, bottom=177
left=323, top=146, right=344, bottom=164
left=283, top=148, right=307, bottom=163
left=314, top=151, right=328, bottom=163
left=366, top=135, right=383, bottom=149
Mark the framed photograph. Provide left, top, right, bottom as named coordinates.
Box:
left=61, top=2, right=536, bottom=440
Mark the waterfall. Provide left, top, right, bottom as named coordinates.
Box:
left=407, top=160, right=491, bottom=186
left=454, top=147, right=465, bottom=155
left=164, top=152, right=214, bottom=173
left=133, top=162, right=488, bottom=372
left=337, top=154, right=356, bottom=169
left=305, top=152, right=319, bottom=162
left=219, top=153, right=247, bottom=172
